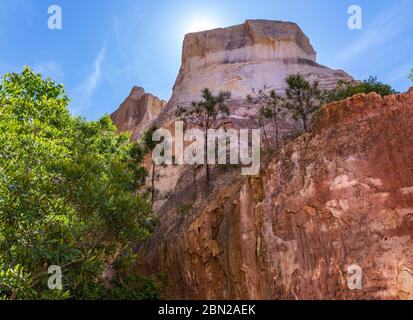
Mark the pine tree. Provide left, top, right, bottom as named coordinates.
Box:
left=261, top=90, right=286, bottom=148
left=176, top=88, right=231, bottom=185
left=284, top=74, right=322, bottom=132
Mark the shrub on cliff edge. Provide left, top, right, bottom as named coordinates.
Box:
left=324, top=76, right=397, bottom=103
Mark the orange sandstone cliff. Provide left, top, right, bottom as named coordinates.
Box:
left=137, top=89, right=413, bottom=300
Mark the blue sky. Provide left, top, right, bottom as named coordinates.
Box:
left=1, top=0, right=412, bottom=120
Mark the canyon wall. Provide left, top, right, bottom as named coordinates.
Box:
left=138, top=89, right=413, bottom=300
left=110, top=19, right=413, bottom=299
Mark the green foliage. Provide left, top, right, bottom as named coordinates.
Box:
left=104, top=273, right=167, bottom=300
left=247, top=89, right=286, bottom=148
left=284, top=74, right=322, bottom=132
left=244, top=75, right=398, bottom=141
left=141, top=124, right=158, bottom=152
left=409, top=70, right=413, bottom=83
left=261, top=90, right=286, bottom=148
left=140, top=124, right=159, bottom=204
left=74, top=269, right=167, bottom=300
left=246, top=89, right=271, bottom=147
left=176, top=88, right=231, bottom=129
left=261, top=90, right=284, bottom=120
left=0, top=67, right=157, bottom=299
left=324, top=76, right=397, bottom=103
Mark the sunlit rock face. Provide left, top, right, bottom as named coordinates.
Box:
left=168, top=19, right=352, bottom=107
left=139, top=89, right=413, bottom=300
left=111, top=86, right=166, bottom=139
left=114, top=20, right=353, bottom=133
left=110, top=19, right=413, bottom=300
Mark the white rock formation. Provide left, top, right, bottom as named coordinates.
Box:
left=168, top=19, right=352, bottom=106
left=113, top=19, right=353, bottom=136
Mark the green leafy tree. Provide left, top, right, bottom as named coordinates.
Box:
left=141, top=124, right=158, bottom=204
left=0, top=67, right=158, bottom=299
left=324, top=76, right=397, bottom=103
left=284, top=74, right=322, bottom=132
left=176, top=88, right=231, bottom=185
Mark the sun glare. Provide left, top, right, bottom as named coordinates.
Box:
left=184, top=17, right=220, bottom=33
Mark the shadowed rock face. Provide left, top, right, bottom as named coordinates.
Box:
left=138, top=89, right=413, bottom=300
left=110, top=86, right=166, bottom=139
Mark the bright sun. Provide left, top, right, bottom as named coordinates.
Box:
left=184, top=17, right=219, bottom=33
